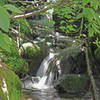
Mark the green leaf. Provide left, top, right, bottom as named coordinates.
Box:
left=82, top=0, right=90, bottom=6
left=3, top=4, right=22, bottom=13
left=76, top=13, right=83, bottom=19
left=0, top=32, right=12, bottom=52
left=0, top=0, right=6, bottom=6
left=0, top=7, right=10, bottom=32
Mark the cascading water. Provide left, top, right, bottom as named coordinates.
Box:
left=33, top=49, right=55, bottom=89
left=22, top=0, right=62, bottom=99
left=22, top=49, right=57, bottom=90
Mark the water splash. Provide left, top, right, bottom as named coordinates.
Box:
left=33, top=50, right=55, bottom=89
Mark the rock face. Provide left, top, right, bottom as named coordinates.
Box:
left=54, top=38, right=88, bottom=93
left=56, top=38, right=87, bottom=75
left=0, top=62, right=22, bottom=100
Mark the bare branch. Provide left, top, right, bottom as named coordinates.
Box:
left=12, top=0, right=64, bottom=19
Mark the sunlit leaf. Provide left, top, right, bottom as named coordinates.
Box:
left=0, top=7, right=10, bottom=32
left=0, top=32, right=12, bottom=52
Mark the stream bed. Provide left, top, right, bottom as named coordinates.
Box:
left=22, top=88, right=92, bottom=100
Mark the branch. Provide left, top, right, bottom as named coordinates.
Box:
left=12, top=0, right=65, bottom=19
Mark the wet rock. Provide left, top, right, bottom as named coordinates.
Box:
left=58, top=38, right=87, bottom=74
left=54, top=38, right=88, bottom=93
left=19, top=42, right=49, bottom=76
left=0, top=62, right=22, bottom=100
left=56, top=74, right=89, bottom=93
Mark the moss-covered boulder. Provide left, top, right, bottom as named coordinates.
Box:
left=19, top=42, right=48, bottom=75
left=57, top=38, right=87, bottom=75
left=0, top=62, right=22, bottom=100
left=19, top=42, right=40, bottom=59
left=57, top=74, right=89, bottom=93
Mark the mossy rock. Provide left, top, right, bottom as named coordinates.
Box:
left=0, top=62, right=22, bottom=100
left=59, top=74, right=89, bottom=93
left=2, top=40, right=19, bottom=57
left=20, top=42, right=40, bottom=59
left=4, top=56, right=28, bottom=78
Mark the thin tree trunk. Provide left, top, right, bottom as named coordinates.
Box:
left=85, top=47, right=98, bottom=100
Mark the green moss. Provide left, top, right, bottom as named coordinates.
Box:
left=60, top=74, right=89, bottom=92
left=21, top=45, right=41, bottom=59
left=0, top=40, right=29, bottom=77
left=4, top=56, right=28, bottom=77
left=0, top=39, right=19, bottom=58
left=0, top=67, right=22, bottom=100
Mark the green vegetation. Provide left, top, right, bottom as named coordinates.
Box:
left=4, top=56, right=28, bottom=77
left=0, top=0, right=100, bottom=99
left=54, top=0, right=100, bottom=47
left=21, top=45, right=40, bottom=59
left=13, top=18, right=32, bottom=35
left=60, top=75, right=89, bottom=92
left=0, top=67, right=22, bottom=100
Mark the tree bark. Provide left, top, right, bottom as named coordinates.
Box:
left=85, top=47, right=98, bottom=100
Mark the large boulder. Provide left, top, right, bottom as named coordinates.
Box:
left=54, top=38, right=88, bottom=93
left=19, top=42, right=48, bottom=76
left=56, top=74, right=89, bottom=93
left=56, top=38, right=87, bottom=75
left=0, top=62, right=22, bottom=100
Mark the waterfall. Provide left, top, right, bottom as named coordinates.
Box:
left=33, top=49, right=55, bottom=89
left=22, top=0, right=61, bottom=90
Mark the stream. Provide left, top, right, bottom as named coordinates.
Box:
left=21, top=0, right=94, bottom=100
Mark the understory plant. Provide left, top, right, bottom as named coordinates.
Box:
left=54, top=0, right=100, bottom=47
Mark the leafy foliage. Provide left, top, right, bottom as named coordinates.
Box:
left=0, top=67, right=22, bottom=100
left=54, top=0, right=100, bottom=47
left=0, top=0, right=6, bottom=6
left=55, top=0, right=100, bottom=46
left=0, top=32, right=12, bottom=52
left=0, top=7, right=10, bottom=32
left=13, top=18, right=32, bottom=34
left=4, top=56, right=28, bottom=77
left=3, top=4, right=22, bottom=13
left=0, top=2, right=22, bottom=52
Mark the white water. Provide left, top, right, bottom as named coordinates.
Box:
left=33, top=50, right=55, bottom=89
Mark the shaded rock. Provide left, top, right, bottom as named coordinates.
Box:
left=29, top=42, right=49, bottom=76
left=94, top=47, right=100, bottom=64
left=56, top=74, right=89, bottom=93
left=19, top=42, right=49, bottom=76
left=54, top=38, right=88, bottom=93
left=58, top=38, right=87, bottom=74
left=0, top=62, right=22, bottom=100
